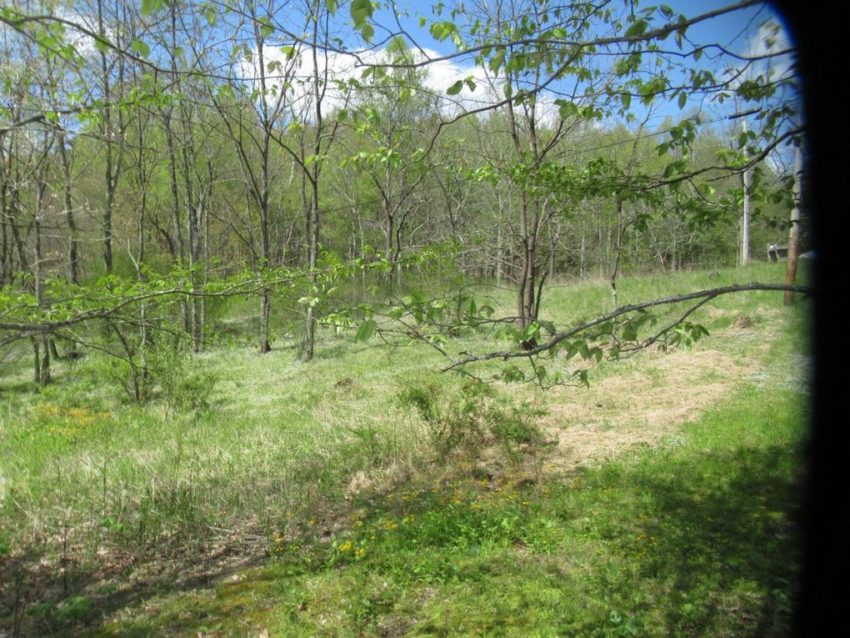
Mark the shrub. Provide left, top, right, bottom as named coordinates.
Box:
left=398, top=379, right=540, bottom=457
left=148, top=341, right=218, bottom=417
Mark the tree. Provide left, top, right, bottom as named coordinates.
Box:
left=343, top=37, right=437, bottom=288
left=0, top=0, right=803, bottom=384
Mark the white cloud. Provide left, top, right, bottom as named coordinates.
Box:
left=239, top=43, right=564, bottom=126
left=54, top=5, right=116, bottom=57
left=729, top=18, right=795, bottom=87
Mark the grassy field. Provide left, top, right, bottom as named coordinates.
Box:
left=0, top=263, right=810, bottom=636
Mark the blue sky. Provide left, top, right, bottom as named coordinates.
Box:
left=348, top=0, right=796, bottom=135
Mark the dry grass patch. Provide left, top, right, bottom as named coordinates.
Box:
left=539, top=341, right=765, bottom=474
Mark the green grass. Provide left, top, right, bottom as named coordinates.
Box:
left=89, top=383, right=804, bottom=637
left=0, top=262, right=809, bottom=636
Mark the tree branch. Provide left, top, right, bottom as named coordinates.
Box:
left=442, top=282, right=810, bottom=370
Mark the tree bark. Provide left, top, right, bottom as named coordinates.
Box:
left=58, top=131, right=79, bottom=284
left=784, top=143, right=804, bottom=305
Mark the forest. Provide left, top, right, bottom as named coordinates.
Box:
left=0, top=1, right=810, bottom=636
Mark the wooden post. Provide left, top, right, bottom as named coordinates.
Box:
left=741, top=120, right=751, bottom=266
left=784, top=143, right=803, bottom=305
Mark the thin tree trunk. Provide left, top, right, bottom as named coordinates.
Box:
left=259, top=290, right=271, bottom=353
left=784, top=143, right=804, bottom=305
left=517, top=192, right=532, bottom=328
left=34, top=149, right=50, bottom=385
left=132, top=114, right=149, bottom=394
left=579, top=232, right=585, bottom=278
left=58, top=132, right=79, bottom=284
left=98, top=0, right=115, bottom=273
left=740, top=119, right=751, bottom=266
left=8, top=183, right=29, bottom=277
left=0, top=172, right=9, bottom=286
left=610, top=196, right=624, bottom=309
left=495, top=192, right=504, bottom=284
left=164, top=118, right=190, bottom=333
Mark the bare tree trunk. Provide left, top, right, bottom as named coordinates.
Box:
left=579, top=232, right=585, bottom=278
left=303, top=191, right=319, bottom=360
left=259, top=290, right=271, bottom=353
left=32, top=337, right=41, bottom=384
left=548, top=217, right=559, bottom=279
left=131, top=111, right=150, bottom=394
left=740, top=119, right=751, bottom=266
left=34, top=147, right=50, bottom=384
left=610, top=196, right=625, bottom=309
left=495, top=192, right=504, bottom=284
left=516, top=193, right=532, bottom=328
left=302, top=0, right=341, bottom=361
left=183, top=148, right=204, bottom=353
left=97, top=0, right=121, bottom=274
left=671, top=230, right=678, bottom=272
left=163, top=114, right=192, bottom=336
left=201, top=175, right=211, bottom=351
left=58, top=132, right=80, bottom=284
left=9, top=190, right=28, bottom=277
left=0, top=166, right=9, bottom=286
left=784, top=143, right=804, bottom=305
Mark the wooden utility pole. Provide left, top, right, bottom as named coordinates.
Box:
left=784, top=143, right=803, bottom=305
left=741, top=119, right=751, bottom=266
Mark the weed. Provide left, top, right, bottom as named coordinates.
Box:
left=148, top=342, right=219, bottom=417
left=398, top=379, right=541, bottom=458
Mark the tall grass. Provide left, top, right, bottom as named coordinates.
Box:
left=0, top=262, right=808, bottom=635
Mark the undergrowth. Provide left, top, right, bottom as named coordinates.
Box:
left=0, top=263, right=809, bottom=636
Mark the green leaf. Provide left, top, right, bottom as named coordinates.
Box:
left=204, top=5, right=217, bottom=26
left=678, top=91, right=687, bottom=109
left=447, top=80, right=464, bottom=95
left=93, top=36, right=110, bottom=54
left=130, top=38, right=150, bottom=58
left=489, top=50, right=505, bottom=74
left=141, top=0, right=166, bottom=15
left=501, top=365, right=526, bottom=383
left=576, top=369, right=590, bottom=388
left=355, top=319, right=377, bottom=342
left=430, top=20, right=457, bottom=42
left=556, top=99, right=577, bottom=119
left=350, top=0, right=374, bottom=25
left=349, top=0, right=374, bottom=40
left=625, top=19, right=648, bottom=38
left=258, top=17, right=274, bottom=39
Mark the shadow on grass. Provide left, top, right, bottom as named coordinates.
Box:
left=0, top=520, right=274, bottom=637
left=1, top=431, right=803, bottom=637
left=602, top=443, right=803, bottom=636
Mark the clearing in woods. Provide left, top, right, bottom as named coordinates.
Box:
left=0, top=264, right=809, bottom=637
